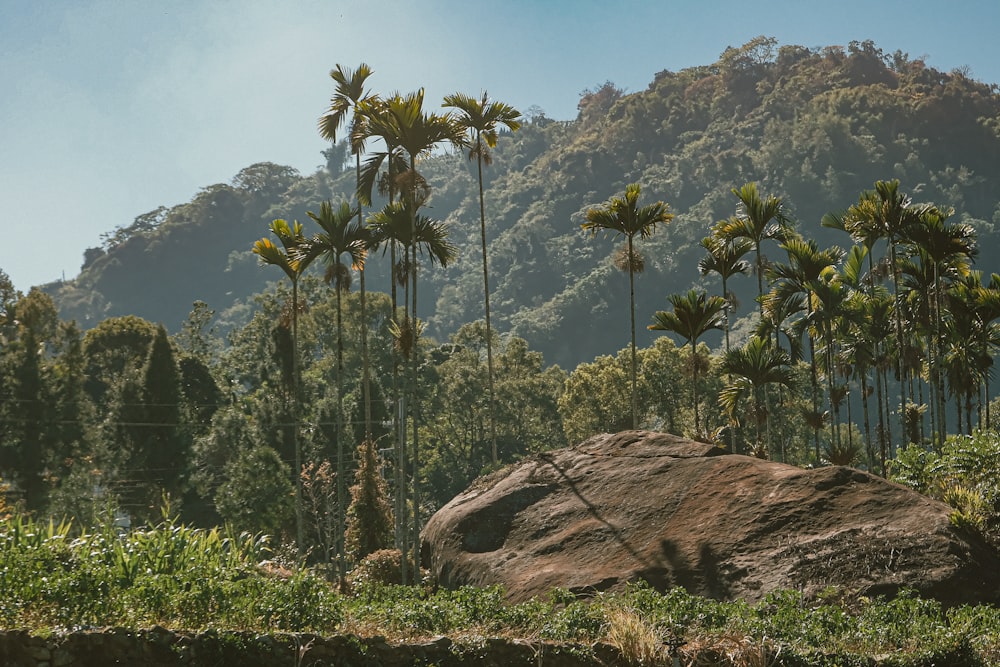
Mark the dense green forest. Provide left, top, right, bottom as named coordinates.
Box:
left=5, top=37, right=1000, bottom=581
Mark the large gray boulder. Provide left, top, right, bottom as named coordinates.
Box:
left=421, top=430, right=1000, bottom=605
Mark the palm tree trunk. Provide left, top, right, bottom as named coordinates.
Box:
left=721, top=275, right=737, bottom=453
left=957, top=392, right=964, bottom=435
left=934, top=276, right=947, bottom=443
left=926, top=327, right=937, bottom=445
left=628, top=234, right=638, bottom=430
left=358, top=154, right=372, bottom=438
left=476, top=144, right=499, bottom=465
left=691, top=342, right=700, bottom=438
left=335, top=285, right=346, bottom=580
left=889, top=239, right=907, bottom=446
left=964, top=387, right=970, bottom=435
left=861, top=373, right=875, bottom=471
left=722, top=277, right=732, bottom=354
left=846, top=386, right=855, bottom=453
left=389, top=238, right=407, bottom=584
left=807, top=300, right=820, bottom=464
left=875, top=362, right=888, bottom=476
left=754, top=389, right=766, bottom=458
left=825, top=325, right=839, bottom=454
left=408, top=153, right=422, bottom=573
left=291, top=279, right=305, bottom=557
left=985, top=363, right=991, bottom=429
left=410, top=239, right=421, bottom=572
left=882, top=363, right=895, bottom=463
left=754, top=242, right=774, bottom=457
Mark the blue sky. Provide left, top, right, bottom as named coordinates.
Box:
left=3, top=0, right=1000, bottom=292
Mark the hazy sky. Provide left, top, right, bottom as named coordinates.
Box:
left=3, top=0, right=1000, bottom=292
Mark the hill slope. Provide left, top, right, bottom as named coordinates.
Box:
left=45, top=38, right=1000, bottom=370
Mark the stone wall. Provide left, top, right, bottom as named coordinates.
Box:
left=0, top=628, right=623, bottom=666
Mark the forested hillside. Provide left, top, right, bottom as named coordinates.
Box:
left=42, top=37, right=1000, bottom=370
left=8, top=37, right=1000, bottom=582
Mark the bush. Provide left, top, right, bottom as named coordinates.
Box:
left=891, top=430, right=1000, bottom=542
left=348, top=548, right=419, bottom=588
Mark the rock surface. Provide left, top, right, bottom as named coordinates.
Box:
left=421, top=430, right=1000, bottom=606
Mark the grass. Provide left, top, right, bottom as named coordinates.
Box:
left=1, top=515, right=999, bottom=666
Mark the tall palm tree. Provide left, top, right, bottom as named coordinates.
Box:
left=384, top=92, right=459, bottom=572
left=351, top=94, right=409, bottom=566
left=766, top=237, right=844, bottom=463
left=809, top=267, right=849, bottom=455
left=844, top=180, right=929, bottom=446
left=582, top=183, right=673, bottom=429
left=699, top=234, right=752, bottom=354
left=444, top=91, right=522, bottom=466
left=299, top=200, right=366, bottom=579
left=716, top=183, right=794, bottom=319
left=368, top=199, right=457, bottom=572
left=902, top=206, right=977, bottom=442
left=837, top=245, right=878, bottom=471
left=823, top=208, right=903, bottom=466
left=720, top=335, right=795, bottom=458
left=716, top=184, right=793, bottom=459
left=251, top=219, right=315, bottom=555
left=949, top=272, right=1000, bottom=430
left=649, top=290, right=727, bottom=438
left=318, top=63, right=378, bottom=439
left=357, top=90, right=460, bottom=573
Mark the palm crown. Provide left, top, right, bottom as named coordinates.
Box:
left=444, top=91, right=522, bottom=165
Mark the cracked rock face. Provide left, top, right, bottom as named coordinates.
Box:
left=421, top=431, right=1000, bottom=605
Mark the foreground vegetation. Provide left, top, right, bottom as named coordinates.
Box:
left=0, top=514, right=997, bottom=666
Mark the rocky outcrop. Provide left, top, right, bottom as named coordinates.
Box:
left=422, top=431, right=1000, bottom=606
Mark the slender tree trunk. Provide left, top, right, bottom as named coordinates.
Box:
left=963, top=390, right=969, bottom=435
left=828, top=327, right=842, bottom=453
left=691, top=342, right=700, bottom=438
left=889, top=239, right=907, bottom=447
left=882, top=363, right=894, bottom=465
left=867, top=252, right=888, bottom=473
left=291, top=280, right=305, bottom=557
left=476, top=142, right=499, bottom=465
left=390, top=238, right=407, bottom=584
left=721, top=276, right=737, bottom=453
left=754, top=245, right=765, bottom=318
left=628, top=234, right=638, bottom=430
left=807, top=300, right=820, bottom=464
left=926, top=327, right=937, bottom=445
left=754, top=389, right=765, bottom=458
left=846, top=385, right=854, bottom=452
left=985, top=364, right=991, bottom=429
left=410, top=239, right=421, bottom=573
left=978, top=382, right=984, bottom=432
left=875, top=363, right=888, bottom=475
left=861, top=373, right=874, bottom=471
left=722, top=277, right=731, bottom=354
left=934, top=276, right=947, bottom=443
left=754, top=242, right=774, bottom=457
left=958, top=393, right=965, bottom=435
left=358, top=154, right=372, bottom=438
left=335, top=285, right=346, bottom=579
left=408, top=154, right=422, bottom=573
